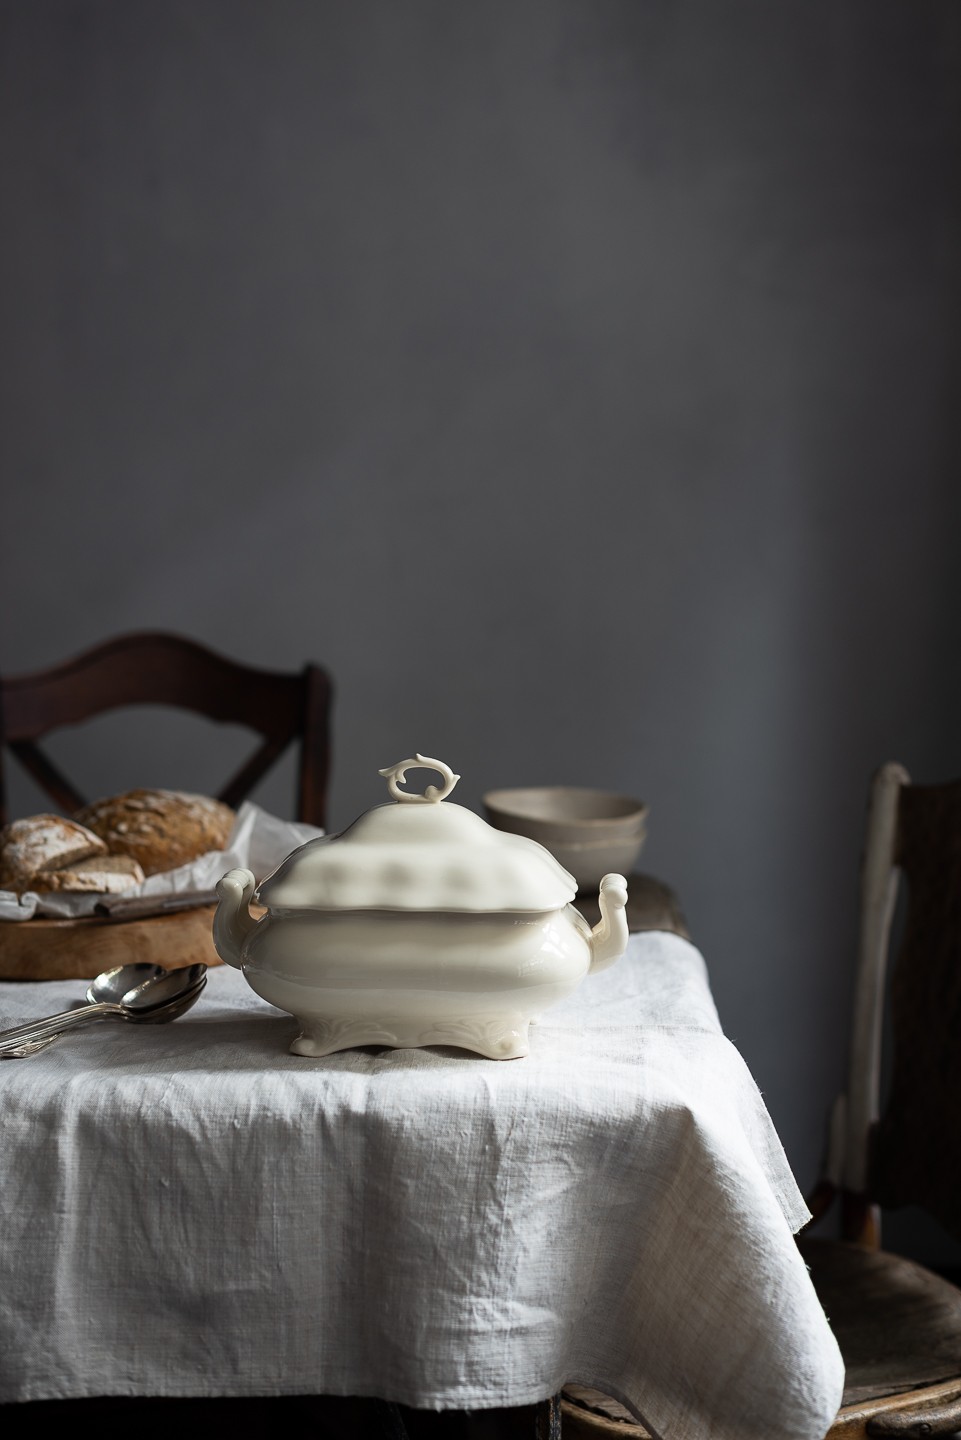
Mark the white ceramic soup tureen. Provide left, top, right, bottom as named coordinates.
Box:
left=213, top=754, right=630, bottom=1059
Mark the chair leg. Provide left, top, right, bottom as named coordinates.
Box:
left=537, top=1395, right=562, bottom=1440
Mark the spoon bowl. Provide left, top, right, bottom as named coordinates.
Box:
left=89, top=962, right=168, bottom=1005
left=120, top=964, right=208, bottom=1020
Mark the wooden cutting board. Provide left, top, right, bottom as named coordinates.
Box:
left=0, top=905, right=222, bottom=981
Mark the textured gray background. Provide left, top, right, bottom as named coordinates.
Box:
left=2, top=2, right=960, bottom=1259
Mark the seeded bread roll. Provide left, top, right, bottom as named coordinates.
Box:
left=73, top=789, right=235, bottom=876
left=32, top=854, right=146, bottom=894
left=0, top=814, right=107, bottom=891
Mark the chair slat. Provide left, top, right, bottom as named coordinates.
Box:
left=0, top=633, right=332, bottom=828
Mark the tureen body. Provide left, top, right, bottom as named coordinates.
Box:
left=213, top=756, right=629, bottom=1059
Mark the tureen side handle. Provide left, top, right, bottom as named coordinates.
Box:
left=213, top=867, right=259, bottom=969
left=587, top=873, right=630, bottom=973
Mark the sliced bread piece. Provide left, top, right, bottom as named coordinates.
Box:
left=31, top=854, right=146, bottom=894
left=0, top=814, right=108, bottom=891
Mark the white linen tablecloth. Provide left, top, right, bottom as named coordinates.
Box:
left=0, top=932, right=844, bottom=1439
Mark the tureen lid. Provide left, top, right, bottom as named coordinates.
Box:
left=255, top=754, right=577, bottom=913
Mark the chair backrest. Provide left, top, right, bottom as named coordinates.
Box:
left=0, top=632, right=333, bottom=829
left=829, top=761, right=961, bottom=1246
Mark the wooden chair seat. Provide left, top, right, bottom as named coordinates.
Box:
left=561, top=1241, right=961, bottom=1438
left=798, top=1237, right=961, bottom=1408
left=560, top=1385, right=651, bottom=1436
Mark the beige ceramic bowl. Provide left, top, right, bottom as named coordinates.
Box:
left=482, top=786, right=648, bottom=893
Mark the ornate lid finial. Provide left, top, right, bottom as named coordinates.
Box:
left=377, top=754, right=461, bottom=804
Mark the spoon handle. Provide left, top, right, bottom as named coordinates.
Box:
left=0, top=1002, right=119, bottom=1051
left=0, top=1033, right=65, bottom=1059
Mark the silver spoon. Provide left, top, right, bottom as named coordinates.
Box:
left=0, top=962, right=166, bottom=1050
left=0, top=964, right=207, bottom=1056
left=2, top=978, right=208, bottom=1059
left=0, top=963, right=207, bottom=1056
left=1, top=974, right=209, bottom=1057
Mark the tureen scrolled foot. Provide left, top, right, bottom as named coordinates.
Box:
left=425, top=1015, right=531, bottom=1060
left=479, top=1022, right=530, bottom=1061
left=290, top=1016, right=443, bottom=1057
left=288, top=1013, right=531, bottom=1060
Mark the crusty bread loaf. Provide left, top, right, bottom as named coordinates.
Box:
left=73, top=789, right=235, bottom=876
left=0, top=815, right=107, bottom=891
left=32, top=854, right=146, bottom=894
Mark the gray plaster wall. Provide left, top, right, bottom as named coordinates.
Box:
left=2, top=2, right=960, bottom=1259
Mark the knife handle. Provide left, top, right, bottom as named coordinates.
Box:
left=92, top=890, right=219, bottom=921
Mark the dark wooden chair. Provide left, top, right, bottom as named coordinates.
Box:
left=0, top=631, right=333, bottom=828
left=794, top=760, right=961, bottom=1438
left=561, top=760, right=961, bottom=1440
